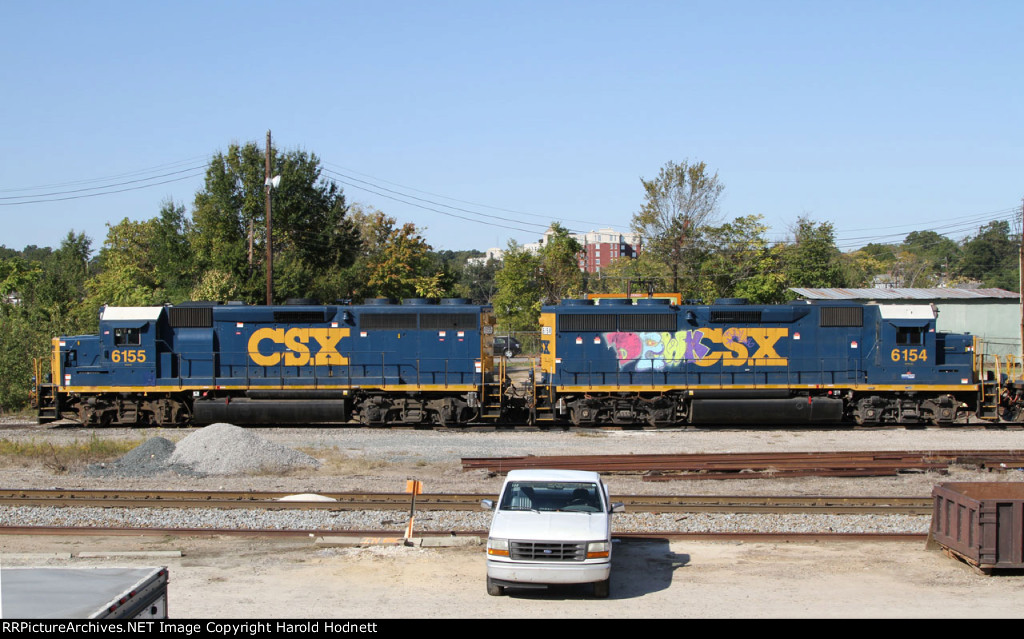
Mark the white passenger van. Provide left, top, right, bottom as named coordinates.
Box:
left=481, top=469, right=624, bottom=598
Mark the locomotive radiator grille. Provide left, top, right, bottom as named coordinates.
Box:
left=510, top=541, right=587, bottom=561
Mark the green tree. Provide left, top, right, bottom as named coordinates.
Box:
left=631, top=160, right=724, bottom=296
left=783, top=217, right=845, bottom=288
left=456, top=256, right=501, bottom=304
left=903, top=230, right=959, bottom=267
left=0, top=233, right=95, bottom=411
left=342, top=209, right=438, bottom=301
left=492, top=242, right=542, bottom=331
left=151, top=200, right=195, bottom=300
left=190, top=141, right=357, bottom=303
left=18, top=232, right=95, bottom=333
left=83, top=218, right=169, bottom=312
left=955, top=220, right=1019, bottom=289
left=0, top=256, right=41, bottom=299
left=537, top=224, right=583, bottom=304
left=0, top=256, right=44, bottom=409
left=491, top=224, right=585, bottom=331
left=697, top=215, right=785, bottom=303
left=0, top=307, right=38, bottom=410
left=840, top=248, right=889, bottom=288
left=889, top=230, right=960, bottom=287
left=584, top=251, right=670, bottom=296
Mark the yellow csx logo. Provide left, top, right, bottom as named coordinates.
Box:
left=248, top=328, right=350, bottom=366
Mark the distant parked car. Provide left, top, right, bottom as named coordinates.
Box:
left=493, top=336, right=522, bottom=358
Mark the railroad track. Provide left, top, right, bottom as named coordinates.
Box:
left=461, top=449, right=1024, bottom=478
left=0, top=525, right=926, bottom=543
left=0, top=489, right=935, bottom=515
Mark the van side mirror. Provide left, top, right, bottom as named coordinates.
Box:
left=481, top=499, right=495, bottom=511
left=610, top=502, right=625, bottom=513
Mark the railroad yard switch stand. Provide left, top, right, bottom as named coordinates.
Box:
left=404, top=479, right=424, bottom=544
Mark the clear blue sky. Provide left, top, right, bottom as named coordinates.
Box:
left=2, top=1, right=1021, bottom=256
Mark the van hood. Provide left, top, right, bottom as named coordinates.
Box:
left=489, top=510, right=609, bottom=542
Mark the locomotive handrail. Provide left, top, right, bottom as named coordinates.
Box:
left=563, top=355, right=870, bottom=390
left=140, top=347, right=482, bottom=389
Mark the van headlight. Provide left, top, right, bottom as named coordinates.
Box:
left=487, top=538, right=509, bottom=557
left=586, top=541, right=610, bottom=559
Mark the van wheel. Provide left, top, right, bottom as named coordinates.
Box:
left=593, top=579, right=610, bottom=598
left=487, top=577, right=504, bottom=596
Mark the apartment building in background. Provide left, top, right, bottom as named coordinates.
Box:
left=474, top=227, right=640, bottom=272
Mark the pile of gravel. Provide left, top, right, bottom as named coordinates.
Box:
left=86, top=423, right=320, bottom=478
left=167, top=422, right=320, bottom=476
left=85, top=437, right=202, bottom=478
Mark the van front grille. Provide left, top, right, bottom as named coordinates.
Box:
left=510, top=541, right=586, bottom=561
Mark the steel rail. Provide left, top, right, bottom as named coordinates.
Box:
left=461, top=449, right=1024, bottom=478
left=0, top=525, right=927, bottom=543
left=0, top=489, right=935, bottom=515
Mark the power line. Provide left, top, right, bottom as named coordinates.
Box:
left=323, top=161, right=623, bottom=228
left=324, top=170, right=561, bottom=235
left=0, top=170, right=207, bottom=206
left=0, top=156, right=211, bottom=194
left=1, top=149, right=1020, bottom=257
left=833, top=209, right=1021, bottom=250
left=0, top=165, right=208, bottom=202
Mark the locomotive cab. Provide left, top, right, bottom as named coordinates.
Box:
left=851, top=304, right=973, bottom=425
left=100, top=310, right=160, bottom=387
left=874, top=305, right=937, bottom=384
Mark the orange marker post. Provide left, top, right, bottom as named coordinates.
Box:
left=404, top=480, right=423, bottom=541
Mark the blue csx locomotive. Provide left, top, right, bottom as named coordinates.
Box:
left=35, top=298, right=513, bottom=426
left=32, top=296, right=1017, bottom=427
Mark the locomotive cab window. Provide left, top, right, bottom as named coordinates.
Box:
left=896, top=326, right=924, bottom=345
left=113, top=327, right=142, bottom=346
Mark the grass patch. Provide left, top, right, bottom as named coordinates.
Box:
left=0, top=434, right=143, bottom=473
left=305, top=446, right=448, bottom=476
left=310, top=448, right=394, bottom=475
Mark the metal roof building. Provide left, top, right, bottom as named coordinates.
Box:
left=791, top=288, right=1022, bottom=357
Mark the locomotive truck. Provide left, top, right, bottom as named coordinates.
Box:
left=31, top=296, right=1023, bottom=427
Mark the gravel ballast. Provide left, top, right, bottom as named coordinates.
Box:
left=0, top=505, right=932, bottom=535
left=1, top=420, right=1022, bottom=536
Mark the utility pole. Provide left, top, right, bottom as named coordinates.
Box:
left=265, top=130, right=273, bottom=306
left=1019, top=197, right=1023, bottom=367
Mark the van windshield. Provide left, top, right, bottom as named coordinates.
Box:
left=499, top=481, right=603, bottom=513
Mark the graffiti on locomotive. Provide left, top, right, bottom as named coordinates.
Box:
left=603, top=327, right=788, bottom=371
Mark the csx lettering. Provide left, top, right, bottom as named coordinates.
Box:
left=248, top=328, right=350, bottom=366
left=693, top=327, right=788, bottom=367
left=604, top=327, right=788, bottom=369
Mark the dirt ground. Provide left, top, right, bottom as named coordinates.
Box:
left=2, top=530, right=1022, bottom=619
left=2, top=421, right=1023, bottom=618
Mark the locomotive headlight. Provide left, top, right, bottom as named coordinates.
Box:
left=586, top=541, right=610, bottom=558
left=487, top=538, right=509, bottom=556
